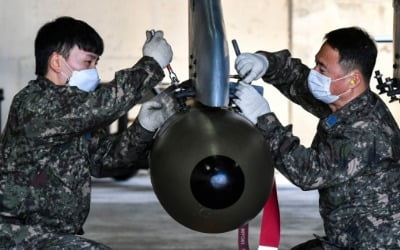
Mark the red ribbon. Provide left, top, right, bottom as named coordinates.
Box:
left=259, top=181, right=280, bottom=248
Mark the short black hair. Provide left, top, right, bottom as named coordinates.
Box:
left=324, top=26, right=377, bottom=83
left=34, top=16, right=104, bottom=76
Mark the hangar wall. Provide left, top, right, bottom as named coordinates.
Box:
left=0, top=0, right=397, bottom=145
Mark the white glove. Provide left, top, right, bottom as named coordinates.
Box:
left=142, top=30, right=173, bottom=68
left=138, top=90, right=177, bottom=132
left=233, top=82, right=271, bottom=124
left=235, top=53, right=269, bottom=84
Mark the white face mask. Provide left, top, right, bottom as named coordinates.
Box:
left=61, top=59, right=100, bottom=92
left=307, top=69, right=351, bottom=104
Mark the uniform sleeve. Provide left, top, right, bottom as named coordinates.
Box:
left=256, top=113, right=384, bottom=190
left=257, top=50, right=331, bottom=118
left=89, top=120, right=154, bottom=178
left=22, top=57, right=164, bottom=143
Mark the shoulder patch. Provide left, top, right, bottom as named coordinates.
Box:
left=325, top=115, right=338, bottom=128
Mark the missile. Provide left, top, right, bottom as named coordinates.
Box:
left=149, top=0, right=274, bottom=233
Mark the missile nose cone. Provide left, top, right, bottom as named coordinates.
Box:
left=150, top=104, right=274, bottom=233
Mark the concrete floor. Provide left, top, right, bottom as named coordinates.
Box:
left=83, top=171, right=324, bottom=250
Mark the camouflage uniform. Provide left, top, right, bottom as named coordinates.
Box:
left=0, top=57, right=164, bottom=249
left=256, top=50, right=400, bottom=249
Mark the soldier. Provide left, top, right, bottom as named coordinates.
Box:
left=233, top=26, right=400, bottom=249
left=0, top=16, right=177, bottom=249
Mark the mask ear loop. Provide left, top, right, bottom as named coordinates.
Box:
left=59, top=56, right=74, bottom=84
left=60, top=72, right=70, bottom=83
left=331, top=73, right=354, bottom=83
left=331, top=73, right=357, bottom=99
left=337, top=77, right=357, bottom=98
left=337, top=88, right=352, bottom=97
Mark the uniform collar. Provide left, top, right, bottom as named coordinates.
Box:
left=321, top=89, right=374, bottom=130
left=30, top=76, right=66, bottom=91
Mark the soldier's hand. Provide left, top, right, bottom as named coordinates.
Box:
left=233, top=81, right=271, bottom=125
left=142, top=30, right=173, bottom=69
left=235, top=53, right=269, bottom=84
left=138, top=88, right=178, bottom=132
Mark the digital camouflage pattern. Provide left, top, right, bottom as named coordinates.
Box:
left=0, top=56, right=164, bottom=249
left=5, top=233, right=112, bottom=250
left=256, top=50, right=400, bottom=249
